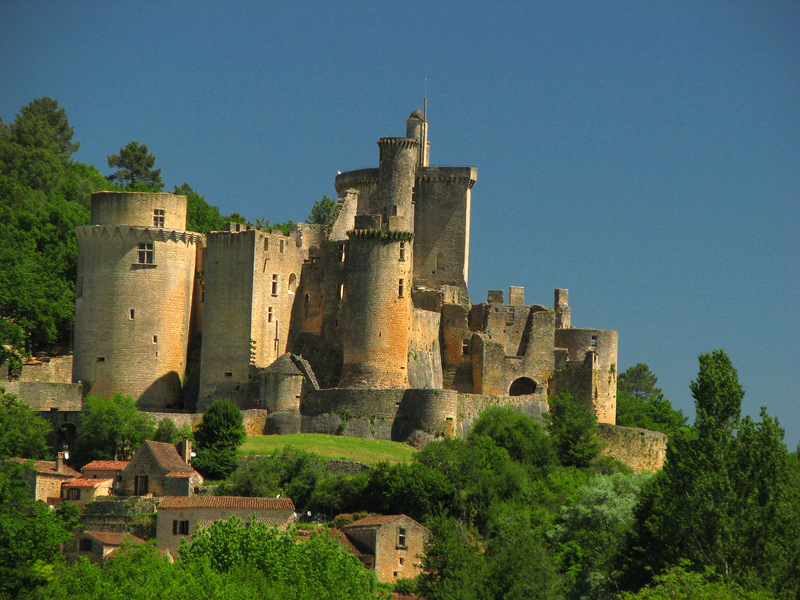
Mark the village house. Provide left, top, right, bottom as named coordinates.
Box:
left=120, top=439, right=202, bottom=497
left=155, top=495, right=297, bottom=554
left=9, top=452, right=79, bottom=504
left=342, top=514, right=430, bottom=583
left=60, top=477, right=114, bottom=504
left=81, top=459, right=129, bottom=487
left=63, top=531, right=145, bottom=564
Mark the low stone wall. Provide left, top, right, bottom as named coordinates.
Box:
left=143, top=408, right=268, bottom=436
left=456, top=392, right=549, bottom=437
left=18, top=355, right=74, bottom=383
left=4, top=381, right=84, bottom=411
left=597, top=423, right=667, bottom=471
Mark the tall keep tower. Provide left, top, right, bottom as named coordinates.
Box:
left=72, top=192, right=203, bottom=408
left=338, top=135, right=419, bottom=389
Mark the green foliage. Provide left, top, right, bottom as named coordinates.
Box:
left=618, top=363, right=662, bottom=399
left=193, top=400, right=245, bottom=479
left=467, top=405, right=556, bottom=468
left=255, top=217, right=297, bottom=236
left=75, top=394, right=156, bottom=462
left=0, top=461, right=75, bottom=599
left=6, top=97, right=78, bottom=160
left=152, top=417, right=193, bottom=445
left=417, top=516, right=486, bottom=600
left=618, top=564, right=774, bottom=600
left=174, top=182, right=228, bottom=234
left=546, top=391, right=603, bottom=468
left=107, top=140, right=163, bottom=190
left=550, top=472, right=650, bottom=600
left=616, top=390, right=688, bottom=438
left=307, top=194, right=336, bottom=225
left=0, top=388, right=51, bottom=459
left=620, top=350, right=800, bottom=599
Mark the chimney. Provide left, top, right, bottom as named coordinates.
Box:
left=177, top=436, right=192, bottom=463
left=56, top=451, right=65, bottom=473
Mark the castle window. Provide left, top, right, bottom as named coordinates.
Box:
left=153, top=335, right=158, bottom=344
left=591, top=335, right=597, bottom=349
left=271, top=274, right=278, bottom=296
left=338, top=283, right=344, bottom=300
left=436, top=252, right=445, bottom=270
left=224, top=372, right=232, bottom=377
left=399, top=241, right=406, bottom=262
left=97, top=357, right=105, bottom=362
left=153, top=209, right=165, bottom=228
left=137, top=242, right=154, bottom=264
left=76, top=276, right=83, bottom=298
left=382, top=206, right=388, bottom=225
left=412, top=186, right=417, bottom=204
left=268, top=307, right=273, bottom=323
left=398, top=279, right=405, bottom=298
left=509, top=377, right=537, bottom=396
left=397, top=527, right=407, bottom=548
left=288, top=273, right=297, bottom=294
left=391, top=204, right=398, bottom=216
left=462, top=340, right=470, bottom=355
left=129, top=309, right=135, bottom=320
left=305, top=293, right=310, bottom=303
left=506, top=307, right=515, bottom=325
left=79, top=538, right=92, bottom=551
left=339, top=244, right=345, bottom=262
left=279, top=239, right=285, bottom=253
left=264, top=238, right=270, bottom=251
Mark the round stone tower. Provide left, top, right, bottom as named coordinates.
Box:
left=73, top=192, right=203, bottom=408
left=338, top=231, right=413, bottom=389
left=377, top=137, right=419, bottom=232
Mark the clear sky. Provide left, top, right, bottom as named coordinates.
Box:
left=2, top=1, right=798, bottom=447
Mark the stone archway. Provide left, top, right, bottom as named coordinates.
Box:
left=508, top=377, right=537, bottom=396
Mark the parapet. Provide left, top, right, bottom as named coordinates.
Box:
left=508, top=286, right=525, bottom=306
left=90, top=192, right=188, bottom=230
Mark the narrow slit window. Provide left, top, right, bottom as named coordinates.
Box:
left=399, top=241, right=406, bottom=261
left=271, top=274, right=278, bottom=296
left=339, top=244, right=346, bottom=262
left=152, top=335, right=158, bottom=343
left=129, top=309, right=135, bottom=320
left=264, top=238, right=270, bottom=251
left=267, top=306, right=273, bottom=323
left=338, top=283, right=344, bottom=300
left=398, top=278, right=405, bottom=298
left=153, top=209, right=165, bottom=228
left=279, top=239, right=285, bottom=253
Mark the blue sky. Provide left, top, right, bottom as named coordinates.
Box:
left=2, top=1, right=798, bottom=447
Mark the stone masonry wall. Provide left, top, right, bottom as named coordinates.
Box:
left=5, top=381, right=84, bottom=411
left=407, top=308, right=442, bottom=389
left=597, top=423, right=667, bottom=471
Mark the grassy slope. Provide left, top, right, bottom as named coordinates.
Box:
left=239, top=433, right=417, bottom=465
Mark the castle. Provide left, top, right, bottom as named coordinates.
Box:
left=71, top=110, right=622, bottom=446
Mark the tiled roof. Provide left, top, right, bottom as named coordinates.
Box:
left=64, top=478, right=113, bottom=488
left=84, top=531, right=145, bottom=546
left=158, top=496, right=296, bottom=511
left=344, top=514, right=406, bottom=529
left=328, top=528, right=369, bottom=557
left=82, top=460, right=129, bottom=471
left=137, top=441, right=196, bottom=473
left=196, top=515, right=292, bottom=529
left=9, top=457, right=80, bottom=477
left=165, top=471, right=194, bottom=478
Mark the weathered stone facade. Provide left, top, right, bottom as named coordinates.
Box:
left=61, top=110, right=670, bottom=468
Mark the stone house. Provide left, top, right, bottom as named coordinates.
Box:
left=81, top=460, right=129, bottom=487
left=63, top=531, right=145, bottom=564
left=9, top=452, right=79, bottom=503
left=342, top=515, right=430, bottom=583
left=155, top=495, right=296, bottom=554
left=60, top=477, right=114, bottom=504
left=120, top=439, right=202, bottom=497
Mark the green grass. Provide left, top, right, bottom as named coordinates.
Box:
left=239, top=433, right=417, bottom=465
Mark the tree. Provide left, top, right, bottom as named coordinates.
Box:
left=618, top=565, right=774, bottom=600
left=152, top=417, right=193, bottom=445
left=616, top=391, right=688, bottom=438
left=467, top=405, right=556, bottom=468
left=174, top=182, right=228, bottom=235
left=307, top=194, right=336, bottom=225
left=107, top=141, right=163, bottom=190
left=546, top=391, right=603, bottom=468
left=0, top=388, right=51, bottom=460
left=0, top=461, right=75, bottom=598
left=75, top=394, right=156, bottom=462
left=618, top=363, right=662, bottom=400
left=620, top=350, right=800, bottom=599
left=7, top=97, right=79, bottom=160
left=192, top=400, right=245, bottom=479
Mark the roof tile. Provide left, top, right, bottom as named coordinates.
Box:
left=82, top=460, right=129, bottom=471
left=158, top=496, right=296, bottom=511
left=64, top=478, right=113, bottom=488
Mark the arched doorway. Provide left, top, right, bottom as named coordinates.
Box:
left=509, top=377, right=537, bottom=396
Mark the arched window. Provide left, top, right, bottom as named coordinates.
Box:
left=288, top=273, right=297, bottom=294
left=509, top=377, right=537, bottom=396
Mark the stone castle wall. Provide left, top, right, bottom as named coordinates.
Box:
left=73, top=221, right=201, bottom=409
left=90, top=192, right=187, bottom=230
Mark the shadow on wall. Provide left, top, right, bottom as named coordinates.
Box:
left=139, top=371, right=183, bottom=410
